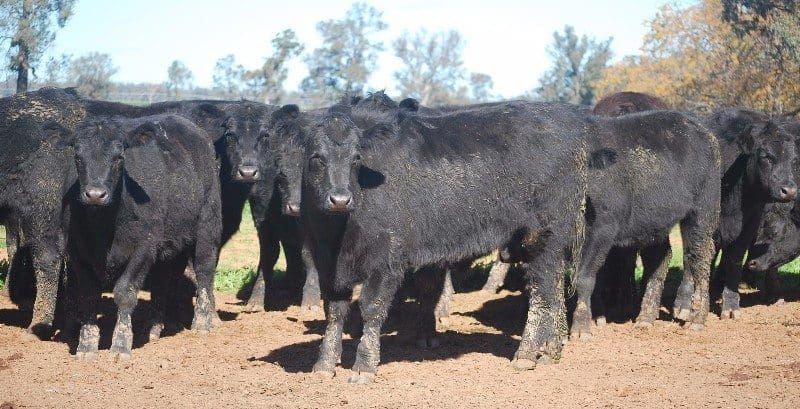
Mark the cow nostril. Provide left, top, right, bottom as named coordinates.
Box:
left=781, top=186, right=797, bottom=199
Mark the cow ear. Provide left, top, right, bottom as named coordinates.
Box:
left=272, top=104, right=300, bottom=122
left=125, top=121, right=162, bottom=149
left=192, top=104, right=228, bottom=130
left=43, top=121, right=75, bottom=149
left=399, top=98, right=420, bottom=112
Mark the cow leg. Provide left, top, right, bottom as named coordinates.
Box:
left=482, top=260, right=510, bottom=293
left=570, top=224, right=617, bottom=340
left=299, top=245, right=321, bottom=310
left=412, top=266, right=447, bottom=349
left=434, top=269, right=454, bottom=326
left=634, top=240, right=671, bottom=327
left=29, top=241, right=63, bottom=340
left=73, top=265, right=101, bottom=362
left=110, top=248, right=155, bottom=360
left=243, top=228, right=280, bottom=313
left=513, top=246, right=568, bottom=370
left=348, top=270, right=404, bottom=384
left=764, top=267, right=785, bottom=305
left=680, top=214, right=716, bottom=329
left=191, top=224, right=221, bottom=332
left=312, top=293, right=351, bottom=377
left=717, top=241, right=749, bottom=320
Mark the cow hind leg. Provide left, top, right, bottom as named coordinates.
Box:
left=634, top=240, right=671, bottom=328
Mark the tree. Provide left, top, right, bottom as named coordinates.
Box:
left=393, top=29, right=467, bottom=106
left=243, top=29, right=304, bottom=104
left=165, top=60, right=193, bottom=99
left=595, top=0, right=800, bottom=114
left=300, top=2, right=387, bottom=104
left=212, top=54, right=245, bottom=99
left=0, top=0, right=76, bottom=93
left=469, top=72, right=494, bottom=102
left=42, top=52, right=70, bottom=86
left=69, top=52, right=117, bottom=99
left=532, top=25, right=612, bottom=105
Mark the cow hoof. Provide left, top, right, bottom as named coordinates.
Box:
left=633, top=321, right=653, bottom=330
left=149, top=324, right=164, bottom=342
left=536, top=354, right=554, bottom=366
left=511, top=358, right=537, bottom=371
left=720, top=309, right=737, bottom=320
left=772, top=298, right=786, bottom=306
left=687, top=323, right=704, bottom=332
left=674, top=308, right=691, bottom=321
left=312, top=369, right=335, bottom=379
left=569, top=330, right=592, bottom=341
left=28, top=323, right=55, bottom=341
left=112, top=352, right=131, bottom=362
left=415, top=337, right=440, bottom=349
left=595, top=317, right=607, bottom=327
left=241, top=303, right=265, bottom=314
left=347, top=371, right=375, bottom=384
left=74, top=351, right=97, bottom=362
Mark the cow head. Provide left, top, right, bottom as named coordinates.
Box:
left=742, top=121, right=797, bottom=203
left=50, top=119, right=162, bottom=207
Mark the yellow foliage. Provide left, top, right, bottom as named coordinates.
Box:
left=594, top=0, right=800, bottom=115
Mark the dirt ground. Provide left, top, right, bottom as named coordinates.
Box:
left=1, top=284, right=799, bottom=409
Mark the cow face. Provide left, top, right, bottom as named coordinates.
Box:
left=748, top=202, right=800, bottom=271
left=224, top=103, right=268, bottom=183
left=262, top=105, right=307, bottom=217
left=302, top=110, right=362, bottom=215
left=52, top=119, right=161, bottom=207
left=744, top=121, right=797, bottom=203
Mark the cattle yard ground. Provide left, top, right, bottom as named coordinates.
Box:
left=1, top=209, right=800, bottom=408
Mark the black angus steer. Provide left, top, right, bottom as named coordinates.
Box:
left=0, top=88, right=93, bottom=337
left=673, top=109, right=797, bottom=319
left=584, top=91, right=672, bottom=326
left=743, top=120, right=800, bottom=303
left=569, top=110, right=721, bottom=340
left=0, top=93, right=308, bottom=338
left=54, top=114, right=222, bottom=360
left=291, top=101, right=589, bottom=383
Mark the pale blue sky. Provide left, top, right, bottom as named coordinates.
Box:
left=42, top=0, right=694, bottom=98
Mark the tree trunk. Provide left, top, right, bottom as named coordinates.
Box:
left=15, top=43, right=29, bottom=94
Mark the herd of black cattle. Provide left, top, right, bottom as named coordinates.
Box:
left=1, top=87, right=799, bottom=383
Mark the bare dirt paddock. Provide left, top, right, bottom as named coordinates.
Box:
left=1, top=288, right=799, bottom=409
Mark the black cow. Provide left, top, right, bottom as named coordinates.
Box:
left=569, top=110, right=721, bottom=339
left=0, top=88, right=95, bottom=337
left=743, top=120, right=800, bottom=303
left=674, top=109, right=797, bottom=319
left=52, top=114, right=221, bottom=360
left=281, top=100, right=588, bottom=383
left=587, top=92, right=673, bottom=325
left=0, top=91, right=307, bottom=336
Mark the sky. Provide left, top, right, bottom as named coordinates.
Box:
left=41, top=0, right=695, bottom=99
